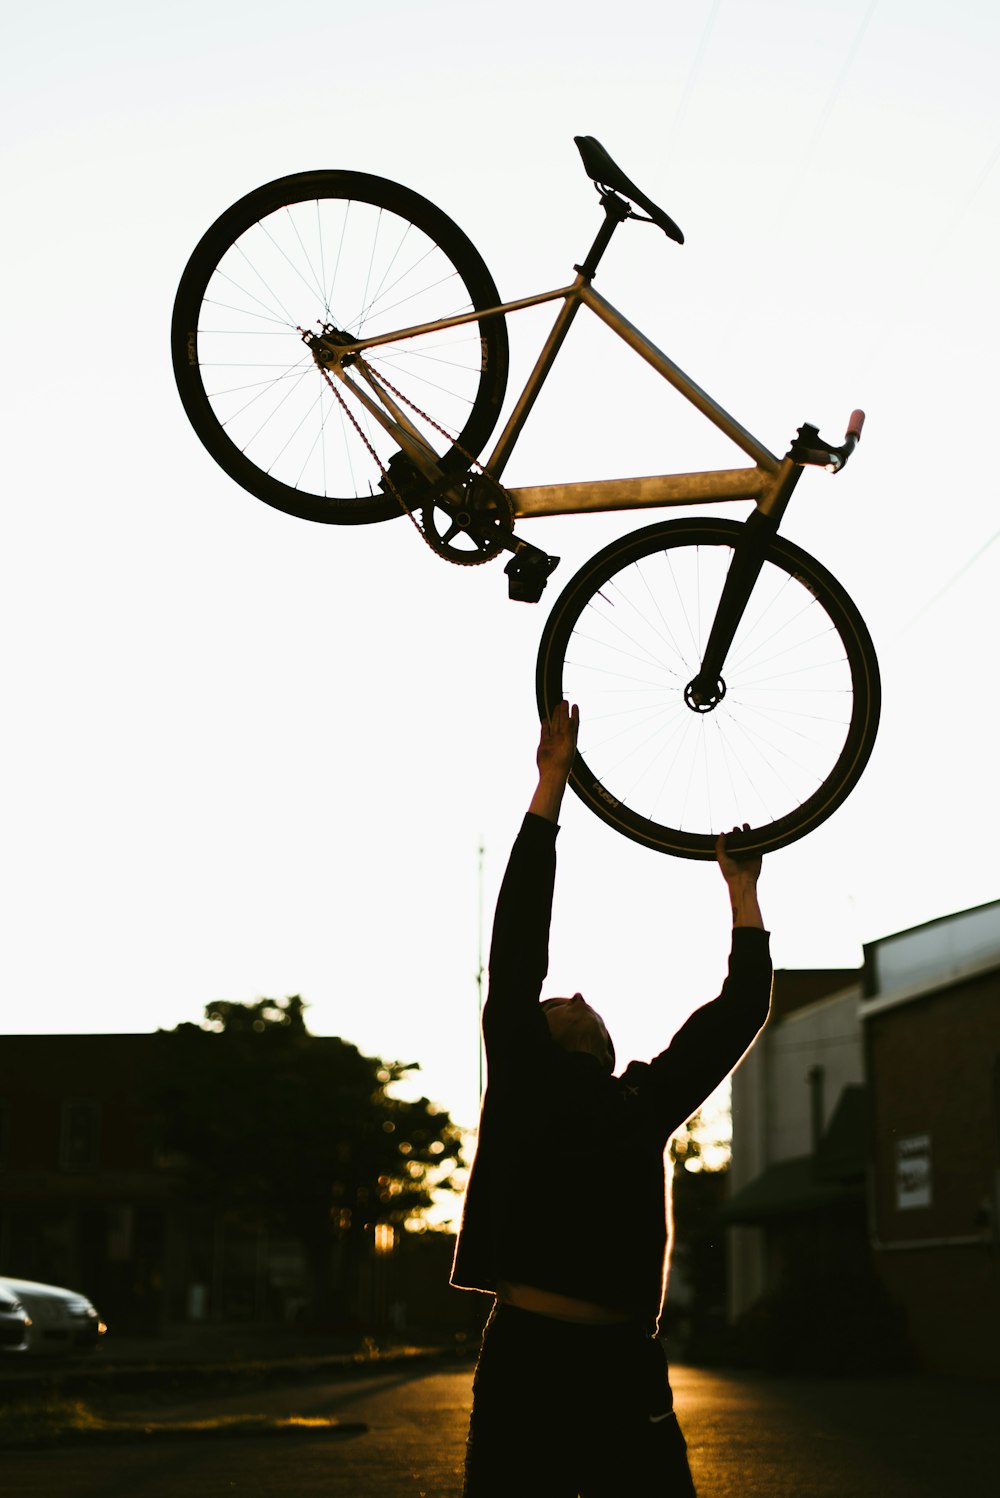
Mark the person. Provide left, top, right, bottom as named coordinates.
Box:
left=451, top=700, right=772, bottom=1497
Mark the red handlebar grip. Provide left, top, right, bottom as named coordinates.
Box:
left=847, top=409, right=865, bottom=441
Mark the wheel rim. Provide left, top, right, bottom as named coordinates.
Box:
left=175, top=178, right=504, bottom=517
left=539, top=521, right=877, bottom=857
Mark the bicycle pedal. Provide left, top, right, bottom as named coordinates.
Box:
left=505, top=550, right=560, bottom=603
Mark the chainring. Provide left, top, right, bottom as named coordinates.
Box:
left=419, top=477, right=515, bottom=566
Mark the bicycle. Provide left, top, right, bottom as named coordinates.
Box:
left=171, top=135, right=880, bottom=861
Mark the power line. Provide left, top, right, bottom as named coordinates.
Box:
left=895, top=523, right=1000, bottom=637
left=662, top=0, right=724, bottom=168
left=785, top=0, right=880, bottom=204
left=713, top=0, right=881, bottom=358
left=855, top=135, right=1000, bottom=380
left=848, top=141, right=1000, bottom=640
left=476, top=838, right=485, bottom=1101
left=657, top=7, right=996, bottom=665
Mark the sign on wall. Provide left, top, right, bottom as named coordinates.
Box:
left=895, top=1133, right=932, bottom=1210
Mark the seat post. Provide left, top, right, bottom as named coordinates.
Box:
left=574, top=192, right=630, bottom=280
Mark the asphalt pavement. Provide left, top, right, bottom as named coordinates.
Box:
left=1, top=1329, right=996, bottom=1497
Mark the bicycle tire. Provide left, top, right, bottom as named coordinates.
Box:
left=171, top=171, right=509, bottom=525
left=536, top=517, right=880, bottom=859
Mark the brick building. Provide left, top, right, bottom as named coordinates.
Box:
left=723, top=899, right=1000, bottom=1378
left=0, top=1033, right=472, bottom=1346
left=861, top=900, right=1000, bottom=1378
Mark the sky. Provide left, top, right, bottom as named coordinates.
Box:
left=3, top=1, right=999, bottom=1223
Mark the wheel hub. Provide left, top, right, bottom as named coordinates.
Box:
left=301, top=323, right=357, bottom=369
left=684, top=676, right=726, bottom=712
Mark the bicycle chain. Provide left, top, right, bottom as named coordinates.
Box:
left=312, top=346, right=511, bottom=566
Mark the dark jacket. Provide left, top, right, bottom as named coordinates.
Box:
left=450, top=813, right=772, bottom=1331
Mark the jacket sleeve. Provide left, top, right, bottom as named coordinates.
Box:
left=481, top=813, right=559, bottom=1066
left=641, top=927, right=773, bottom=1137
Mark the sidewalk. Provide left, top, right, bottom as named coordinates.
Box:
left=0, top=1322, right=464, bottom=1398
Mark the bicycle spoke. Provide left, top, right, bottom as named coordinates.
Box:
left=551, top=529, right=866, bottom=846
left=183, top=190, right=495, bottom=504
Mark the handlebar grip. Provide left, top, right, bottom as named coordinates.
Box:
left=847, top=409, right=865, bottom=442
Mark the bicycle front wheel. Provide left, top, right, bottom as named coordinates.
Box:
left=536, top=518, right=880, bottom=858
left=171, top=171, right=509, bottom=524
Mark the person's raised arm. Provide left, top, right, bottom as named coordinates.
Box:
left=716, top=822, right=765, bottom=929
left=483, top=702, right=579, bottom=1055
left=641, top=825, right=769, bottom=1126
left=527, top=700, right=579, bottom=824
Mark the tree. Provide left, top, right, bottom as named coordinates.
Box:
left=669, top=1081, right=732, bottom=1175
left=155, top=996, right=464, bottom=1326
left=665, top=1087, right=733, bottom=1359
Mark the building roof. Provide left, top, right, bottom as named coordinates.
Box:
left=769, top=967, right=859, bottom=1021
left=718, top=1155, right=862, bottom=1223
left=720, top=1084, right=867, bottom=1224
left=815, top=1084, right=867, bottom=1181
left=863, top=897, right=1000, bottom=1001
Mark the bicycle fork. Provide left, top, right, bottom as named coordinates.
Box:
left=683, top=499, right=794, bottom=711
left=685, top=411, right=863, bottom=709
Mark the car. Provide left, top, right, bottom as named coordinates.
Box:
left=0, top=1276, right=106, bottom=1356
left=0, top=1284, right=31, bottom=1353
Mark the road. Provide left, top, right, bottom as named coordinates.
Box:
left=3, top=1360, right=995, bottom=1497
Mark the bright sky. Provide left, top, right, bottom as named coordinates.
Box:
left=3, top=2, right=998, bottom=1223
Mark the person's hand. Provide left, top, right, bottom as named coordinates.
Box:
left=716, top=823, right=762, bottom=886
left=536, top=700, right=579, bottom=784
left=716, top=824, right=764, bottom=928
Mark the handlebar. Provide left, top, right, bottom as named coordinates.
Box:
left=829, top=408, right=865, bottom=471
left=789, top=410, right=865, bottom=472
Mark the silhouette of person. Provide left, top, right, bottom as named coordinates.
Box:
left=452, top=700, right=772, bottom=1497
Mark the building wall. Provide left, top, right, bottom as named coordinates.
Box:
left=765, top=989, right=863, bottom=1161
left=0, top=1035, right=177, bottom=1330
left=728, top=978, right=861, bottom=1318
left=864, top=967, right=1000, bottom=1378
left=0, top=1033, right=466, bottom=1343
left=727, top=904, right=1000, bottom=1378
left=730, top=971, right=862, bottom=1192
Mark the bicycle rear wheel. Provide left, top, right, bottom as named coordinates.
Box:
left=536, top=518, right=880, bottom=858
left=171, top=171, right=509, bottom=524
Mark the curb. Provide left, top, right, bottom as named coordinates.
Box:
left=0, top=1413, right=370, bottom=1450
left=0, top=1345, right=472, bottom=1400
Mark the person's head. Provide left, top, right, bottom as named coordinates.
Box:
left=540, top=994, right=615, bottom=1073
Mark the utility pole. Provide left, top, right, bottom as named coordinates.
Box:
left=476, top=838, right=485, bottom=1101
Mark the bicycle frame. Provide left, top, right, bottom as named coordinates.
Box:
left=325, top=266, right=808, bottom=527
left=318, top=193, right=860, bottom=668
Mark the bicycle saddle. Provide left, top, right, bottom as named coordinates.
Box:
left=574, top=135, right=684, bottom=244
